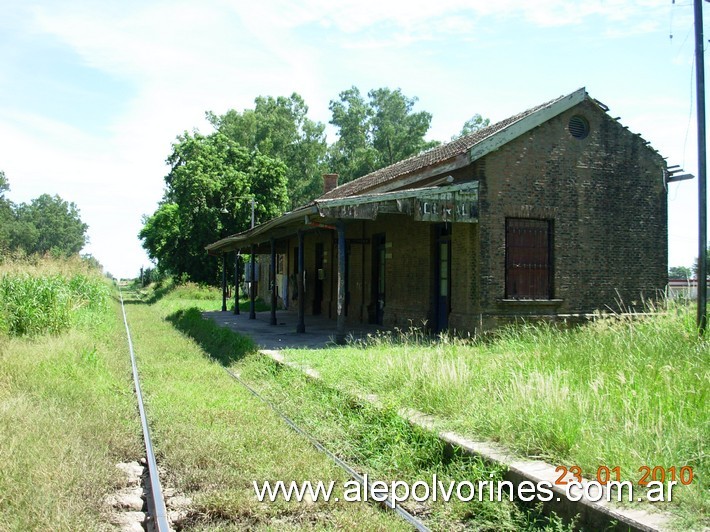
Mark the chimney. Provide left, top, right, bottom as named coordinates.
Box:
left=322, top=173, right=339, bottom=194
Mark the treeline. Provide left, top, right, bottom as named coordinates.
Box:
left=140, top=86, right=489, bottom=284
left=0, top=171, right=89, bottom=258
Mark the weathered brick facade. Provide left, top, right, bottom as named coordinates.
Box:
left=224, top=90, right=667, bottom=335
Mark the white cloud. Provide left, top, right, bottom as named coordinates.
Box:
left=1, top=0, right=700, bottom=276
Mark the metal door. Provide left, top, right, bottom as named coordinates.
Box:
left=313, top=243, right=324, bottom=314
left=371, top=234, right=386, bottom=325
left=435, top=225, right=451, bottom=332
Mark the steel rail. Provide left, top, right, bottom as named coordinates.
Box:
left=119, top=288, right=171, bottom=532
left=223, top=367, right=430, bottom=532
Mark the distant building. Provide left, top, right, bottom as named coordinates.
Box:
left=208, top=88, right=670, bottom=338
left=667, top=278, right=699, bottom=299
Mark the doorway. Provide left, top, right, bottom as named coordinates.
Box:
left=434, top=225, right=451, bottom=332
left=371, top=234, right=386, bottom=325
left=313, top=242, right=324, bottom=315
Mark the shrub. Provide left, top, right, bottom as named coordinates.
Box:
left=0, top=271, right=110, bottom=337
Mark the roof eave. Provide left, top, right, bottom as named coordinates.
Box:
left=205, top=205, right=318, bottom=254
left=469, top=87, right=587, bottom=163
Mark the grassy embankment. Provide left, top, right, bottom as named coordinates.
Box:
left=0, top=257, right=142, bottom=530
left=121, top=281, right=411, bottom=530
left=281, top=305, right=708, bottom=529
left=157, top=281, right=572, bottom=531
left=8, top=265, right=699, bottom=529
left=0, top=267, right=408, bottom=530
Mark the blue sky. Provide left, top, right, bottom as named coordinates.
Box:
left=1, top=0, right=706, bottom=278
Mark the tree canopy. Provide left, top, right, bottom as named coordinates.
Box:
left=139, top=132, right=288, bottom=284
left=0, top=170, right=8, bottom=198
left=328, top=87, right=439, bottom=184
left=669, top=265, right=692, bottom=279
left=0, top=173, right=88, bottom=257
left=140, top=88, right=490, bottom=285
left=207, top=93, right=327, bottom=209
left=454, top=113, right=491, bottom=139
left=14, top=194, right=88, bottom=256
left=0, top=171, right=12, bottom=251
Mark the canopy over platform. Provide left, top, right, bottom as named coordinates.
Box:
left=205, top=181, right=479, bottom=254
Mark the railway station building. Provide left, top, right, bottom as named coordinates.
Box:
left=206, top=88, right=669, bottom=342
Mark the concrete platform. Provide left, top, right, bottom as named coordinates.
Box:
left=203, top=309, right=387, bottom=349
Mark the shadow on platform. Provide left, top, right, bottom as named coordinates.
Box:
left=203, top=309, right=387, bottom=349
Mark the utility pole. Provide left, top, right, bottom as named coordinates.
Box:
left=249, top=197, right=256, bottom=319
left=695, top=0, right=707, bottom=333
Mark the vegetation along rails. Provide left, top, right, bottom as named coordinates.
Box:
left=119, top=286, right=171, bottom=532
left=123, top=281, right=429, bottom=531
left=5, top=264, right=701, bottom=530
left=222, top=366, right=430, bottom=532
left=159, top=283, right=578, bottom=530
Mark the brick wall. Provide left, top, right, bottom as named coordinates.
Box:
left=475, top=99, right=667, bottom=327
left=255, top=99, right=667, bottom=334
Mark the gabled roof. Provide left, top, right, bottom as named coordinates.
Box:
left=206, top=87, right=664, bottom=254
left=319, top=87, right=589, bottom=200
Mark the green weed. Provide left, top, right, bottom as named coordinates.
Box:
left=0, top=270, right=110, bottom=337
left=283, top=304, right=709, bottom=529
left=0, top=293, right=142, bottom=530
left=236, top=356, right=572, bottom=531
left=120, top=287, right=409, bottom=530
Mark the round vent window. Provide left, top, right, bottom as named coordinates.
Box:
left=568, top=115, right=590, bottom=139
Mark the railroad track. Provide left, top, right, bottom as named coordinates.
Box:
left=119, top=288, right=171, bottom=532
left=119, top=286, right=428, bottom=531
left=222, top=367, right=431, bottom=532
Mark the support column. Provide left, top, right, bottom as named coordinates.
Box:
left=270, top=238, right=277, bottom=325
left=296, top=230, right=305, bottom=333
left=336, top=220, right=346, bottom=344
left=221, top=253, right=227, bottom=312
left=694, top=0, right=707, bottom=333
left=249, top=244, right=256, bottom=319
left=233, top=251, right=240, bottom=315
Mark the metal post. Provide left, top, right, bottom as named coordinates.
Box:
left=234, top=251, right=240, bottom=315
left=249, top=244, right=256, bottom=320
left=270, top=238, right=277, bottom=325
left=297, top=230, right=305, bottom=333
left=251, top=197, right=256, bottom=230
left=221, top=253, right=227, bottom=312
left=695, top=0, right=707, bottom=333
left=336, top=220, right=346, bottom=345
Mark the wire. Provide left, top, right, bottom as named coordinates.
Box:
left=684, top=52, right=695, bottom=169
left=223, top=367, right=430, bottom=532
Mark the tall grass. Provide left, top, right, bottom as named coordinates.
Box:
left=119, top=287, right=410, bottom=530
left=0, top=260, right=110, bottom=337
left=284, top=304, right=709, bottom=528
left=237, top=356, right=572, bottom=531
left=0, top=257, right=142, bottom=530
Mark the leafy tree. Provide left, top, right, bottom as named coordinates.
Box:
left=693, top=247, right=709, bottom=278
left=328, top=87, right=438, bottom=185
left=0, top=170, right=8, bottom=198
left=0, top=171, right=13, bottom=251
left=669, top=265, right=692, bottom=279
left=81, top=254, right=104, bottom=271
left=140, top=131, right=288, bottom=284
left=369, top=88, right=438, bottom=166
left=207, top=93, right=327, bottom=209
left=327, top=87, right=379, bottom=183
left=139, top=202, right=181, bottom=273
left=453, top=114, right=491, bottom=140
left=12, top=194, right=88, bottom=256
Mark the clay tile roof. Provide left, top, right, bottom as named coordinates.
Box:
left=318, top=91, right=577, bottom=201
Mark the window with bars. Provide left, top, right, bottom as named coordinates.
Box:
left=505, top=218, right=552, bottom=299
